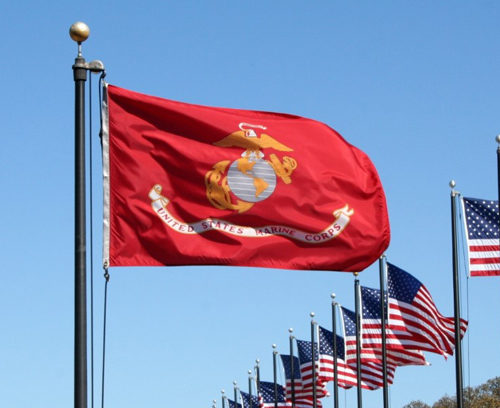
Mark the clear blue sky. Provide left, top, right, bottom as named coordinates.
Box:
left=1, top=1, right=500, bottom=407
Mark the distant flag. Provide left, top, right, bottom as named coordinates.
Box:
left=256, top=380, right=322, bottom=408
left=103, top=84, right=390, bottom=271
left=360, top=286, right=429, bottom=366
left=386, top=263, right=468, bottom=357
left=240, top=391, right=260, bottom=408
left=279, top=354, right=304, bottom=400
left=338, top=309, right=397, bottom=390
left=258, top=381, right=290, bottom=408
left=461, top=197, right=500, bottom=277
left=228, top=399, right=242, bottom=408
left=316, top=325, right=357, bottom=389
left=295, top=339, right=330, bottom=397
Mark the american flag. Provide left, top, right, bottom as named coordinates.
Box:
left=462, top=197, right=500, bottom=277
left=228, top=399, right=242, bottom=408
left=240, top=390, right=260, bottom=408
left=387, top=263, right=468, bottom=357
left=315, top=326, right=353, bottom=389
left=317, top=325, right=370, bottom=389
left=339, top=309, right=397, bottom=390
left=360, top=286, right=429, bottom=366
left=279, top=354, right=304, bottom=400
left=257, top=380, right=320, bottom=408
left=295, top=339, right=329, bottom=398
left=257, top=381, right=289, bottom=408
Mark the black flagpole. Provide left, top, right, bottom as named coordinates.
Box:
left=450, top=180, right=464, bottom=408
left=379, top=256, right=389, bottom=408
left=233, top=381, right=239, bottom=407
left=310, top=313, right=317, bottom=408
left=255, top=359, right=261, bottom=397
left=288, top=328, right=296, bottom=408
left=497, top=135, right=500, bottom=250
left=221, top=390, right=226, bottom=408
left=273, top=344, right=278, bottom=408
left=248, top=370, right=253, bottom=408
left=354, top=274, right=362, bottom=408
left=330, top=294, right=339, bottom=408
left=70, top=22, right=89, bottom=408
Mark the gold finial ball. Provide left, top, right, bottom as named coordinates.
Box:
left=69, top=22, right=90, bottom=43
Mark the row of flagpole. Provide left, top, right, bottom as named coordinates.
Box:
left=216, top=250, right=471, bottom=408
left=218, top=257, right=389, bottom=408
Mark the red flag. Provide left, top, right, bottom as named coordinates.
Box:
left=103, top=84, right=390, bottom=271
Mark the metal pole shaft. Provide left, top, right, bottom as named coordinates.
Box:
left=331, top=300, right=338, bottom=408
left=273, top=349, right=278, bottom=408
left=248, top=375, right=252, bottom=408
left=73, top=55, right=87, bottom=408
left=255, top=362, right=261, bottom=397
left=311, top=321, right=317, bottom=408
left=451, top=190, right=464, bottom=408
left=354, top=278, right=362, bottom=408
left=497, top=143, right=500, bottom=259
left=379, top=257, right=389, bottom=408
left=289, top=336, right=295, bottom=408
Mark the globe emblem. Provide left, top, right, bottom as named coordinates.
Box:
left=227, top=158, right=277, bottom=203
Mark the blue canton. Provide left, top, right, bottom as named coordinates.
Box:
left=387, top=263, right=420, bottom=303
left=463, top=197, right=499, bottom=239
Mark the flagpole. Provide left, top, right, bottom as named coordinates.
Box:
left=378, top=256, right=389, bottom=408
left=310, top=312, right=317, bottom=408
left=255, top=359, right=261, bottom=397
left=289, top=328, right=296, bottom=408
left=70, top=22, right=90, bottom=408
left=273, top=344, right=278, bottom=408
left=234, top=381, right=239, bottom=407
left=354, top=274, right=363, bottom=408
left=222, top=390, right=226, bottom=408
left=330, top=294, right=339, bottom=408
left=248, top=370, right=253, bottom=408
left=450, top=180, right=464, bottom=408
left=496, top=135, right=500, bottom=248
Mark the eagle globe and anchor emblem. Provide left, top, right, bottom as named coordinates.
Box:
left=149, top=122, right=354, bottom=243
left=205, top=123, right=297, bottom=213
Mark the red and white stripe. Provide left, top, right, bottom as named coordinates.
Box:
left=466, top=238, right=500, bottom=277
left=360, top=318, right=429, bottom=366
left=318, top=349, right=396, bottom=390
left=388, top=286, right=467, bottom=357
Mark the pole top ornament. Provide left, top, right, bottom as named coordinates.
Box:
left=69, top=22, right=90, bottom=43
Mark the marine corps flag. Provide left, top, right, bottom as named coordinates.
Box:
left=102, top=84, right=390, bottom=271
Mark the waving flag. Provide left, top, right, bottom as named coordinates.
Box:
left=257, top=381, right=290, bottom=408
left=338, top=311, right=397, bottom=390
left=103, top=84, right=390, bottom=271
left=360, top=286, right=429, bottom=365
left=387, top=263, right=468, bottom=357
left=228, top=399, right=242, bottom=408
left=462, top=197, right=500, bottom=277
left=295, top=339, right=329, bottom=397
left=316, top=326, right=356, bottom=389
left=280, top=354, right=304, bottom=400
left=240, top=391, right=260, bottom=408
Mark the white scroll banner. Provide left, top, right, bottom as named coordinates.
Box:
left=149, top=184, right=354, bottom=244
